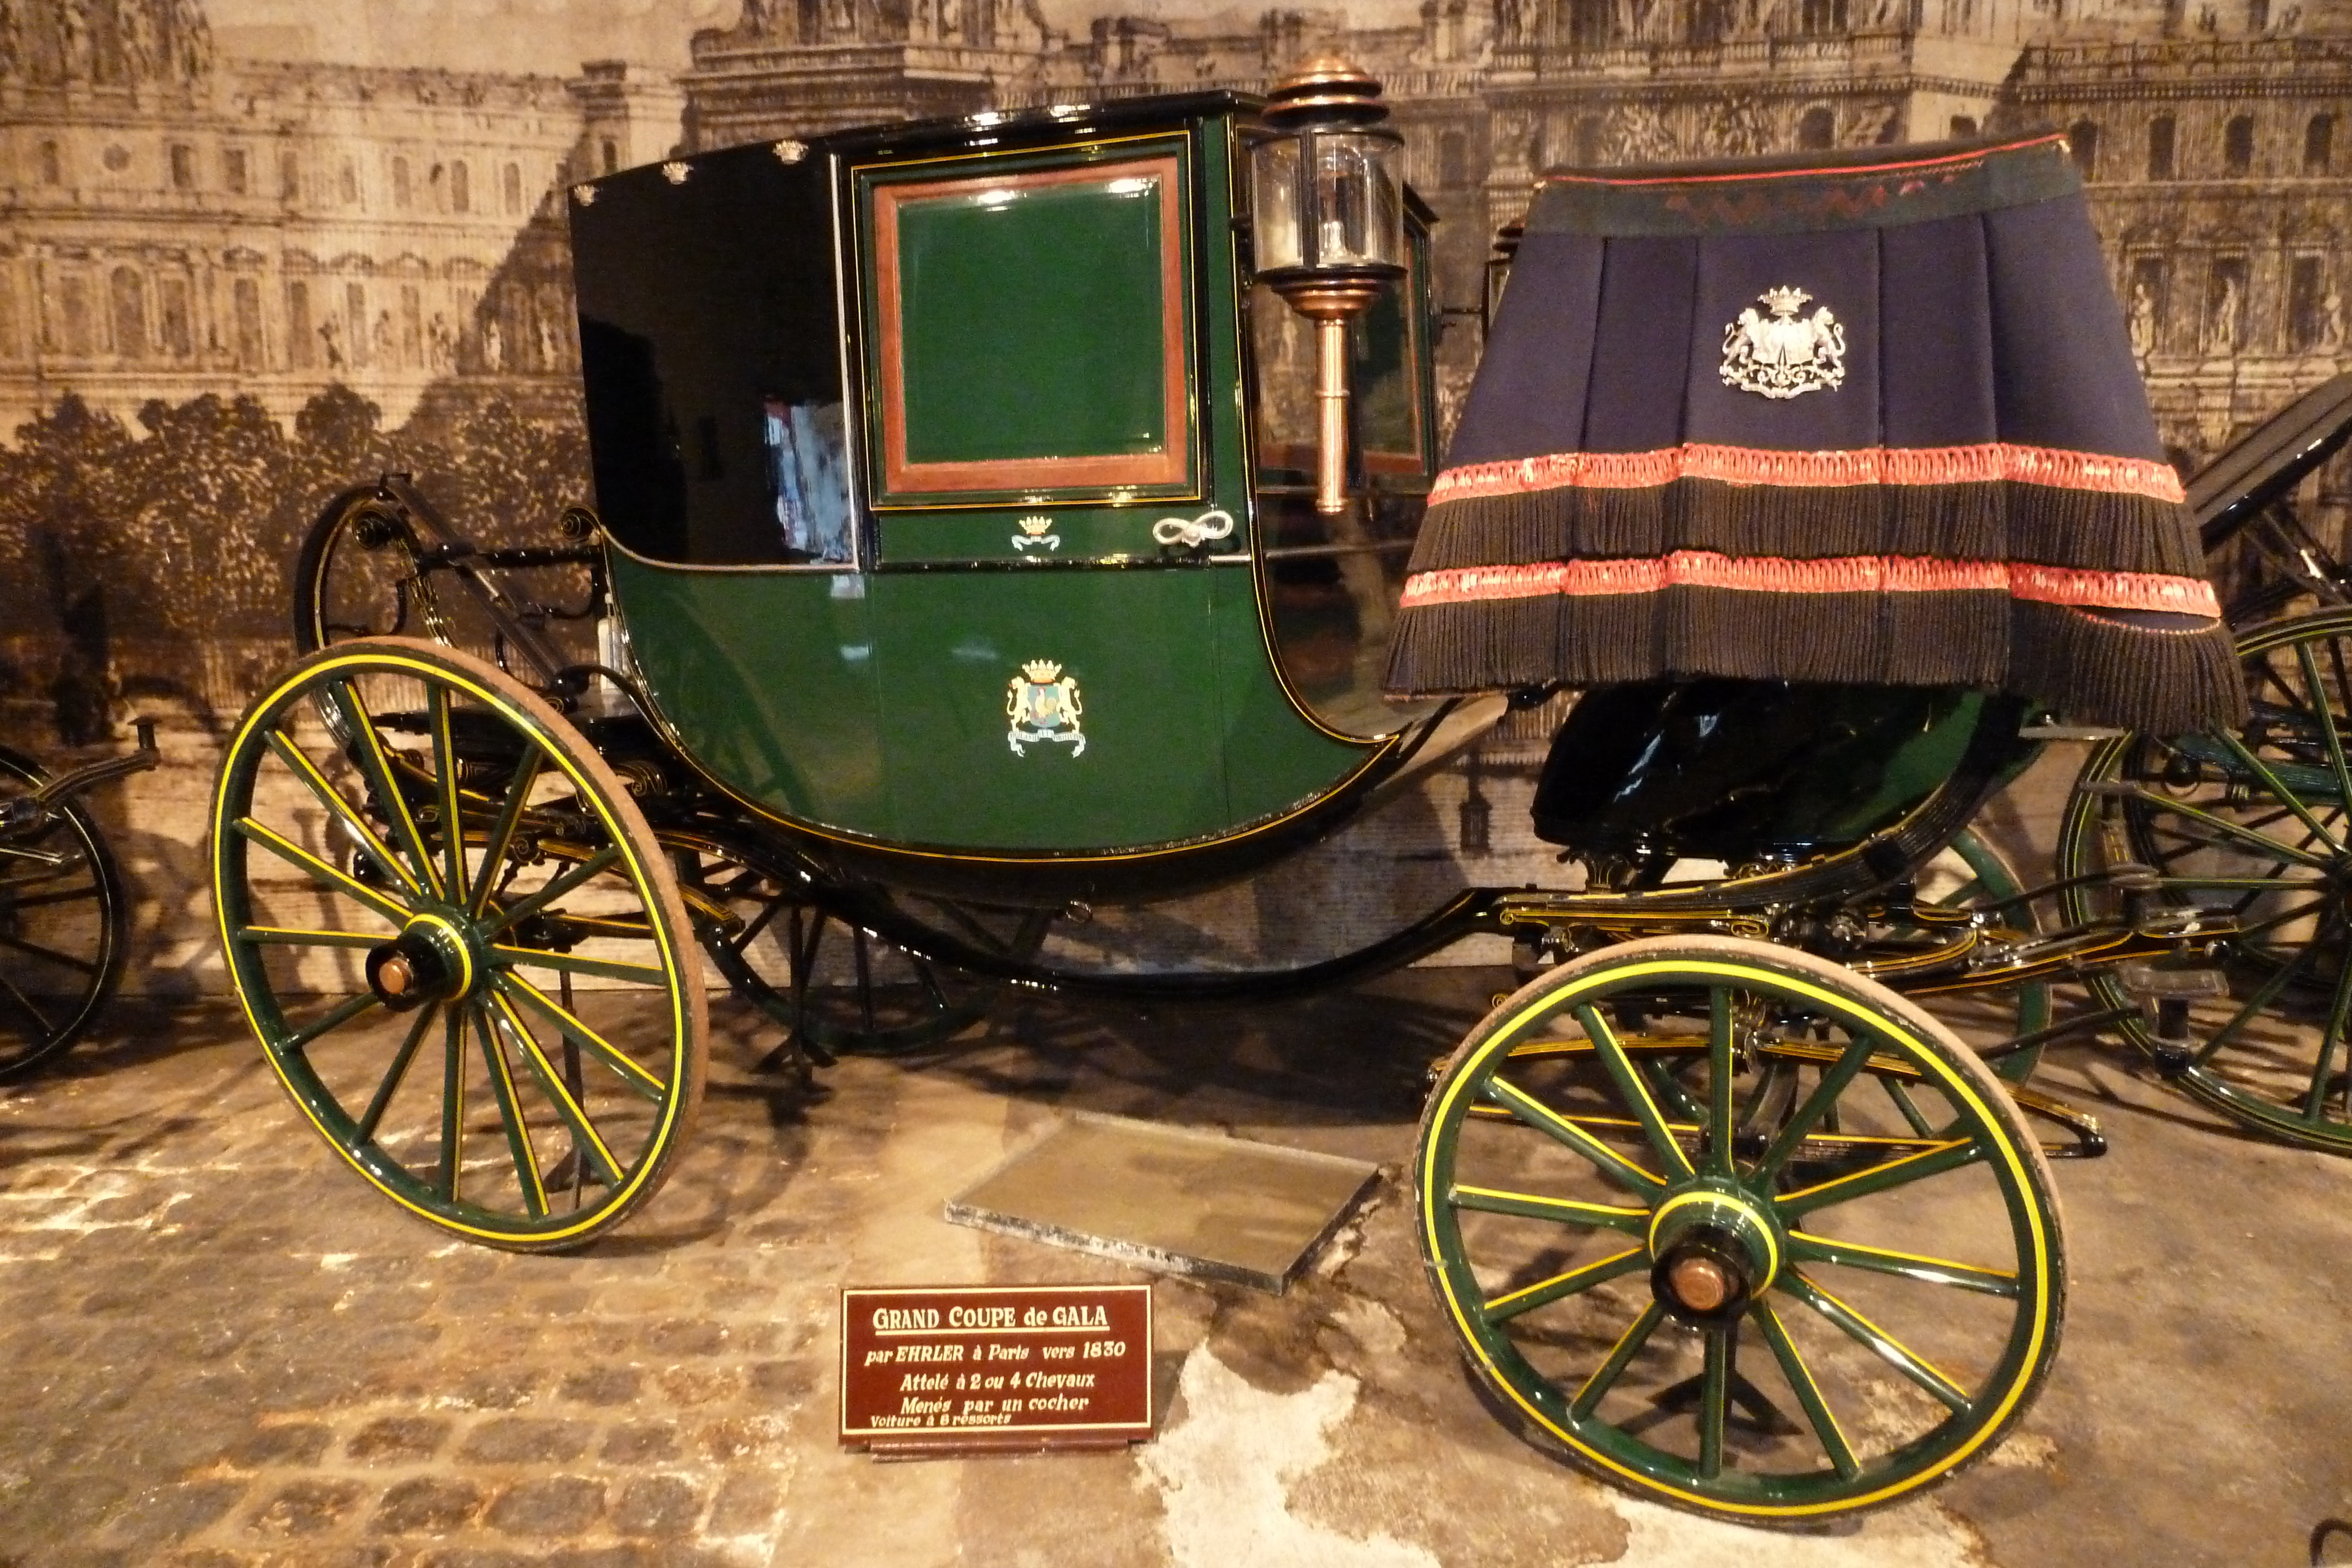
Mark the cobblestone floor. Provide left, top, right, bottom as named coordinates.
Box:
left=1, top=975, right=2348, bottom=1567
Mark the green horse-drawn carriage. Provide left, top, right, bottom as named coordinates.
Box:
left=209, top=69, right=2352, bottom=1523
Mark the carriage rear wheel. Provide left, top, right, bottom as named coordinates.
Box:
left=1415, top=935, right=2064, bottom=1522
left=2057, top=607, right=2352, bottom=1153
left=211, top=637, right=706, bottom=1249
left=0, top=744, right=128, bottom=1079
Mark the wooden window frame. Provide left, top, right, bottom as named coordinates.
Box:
left=867, top=152, right=1192, bottom=501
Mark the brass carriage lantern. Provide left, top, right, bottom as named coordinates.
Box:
left=1251, top=56, right=1407, bottom=514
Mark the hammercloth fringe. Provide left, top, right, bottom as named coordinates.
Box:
left=1405, top=482, right=2207, bottom=579
left=1382, top=587, right=2246, bottom=733
left=2009, top=601, right=2248, bottom=734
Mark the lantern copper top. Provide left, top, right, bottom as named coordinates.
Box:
left=1264, top=55, right=1391, bottom=129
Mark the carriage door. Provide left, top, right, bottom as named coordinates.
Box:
left=848, top=134, right=1242, bottom=850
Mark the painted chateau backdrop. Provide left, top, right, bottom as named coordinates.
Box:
left=0, top=0, right=2343, bottom=989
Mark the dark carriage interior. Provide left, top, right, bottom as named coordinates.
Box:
left=1531, top=680, right=2013, bottom=869
left=571, top=142, right=851, bottom=567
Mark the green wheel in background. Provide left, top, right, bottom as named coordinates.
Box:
left=1416, top=935, right=2064, bottom=1523
left=211, top=637, right=706, bottom=1249
left=2058, top=607, right=2352, bottom=1154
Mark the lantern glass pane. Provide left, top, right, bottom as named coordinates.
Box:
left=1309, top=132, right=1404, bottom=270
left=1250, top=136, right=1305, bottom=273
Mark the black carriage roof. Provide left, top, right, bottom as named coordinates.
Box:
left=583, top=89, right=1267, bottom=196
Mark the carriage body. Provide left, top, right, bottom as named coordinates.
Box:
left=566, top=93, right=1446, bottom=901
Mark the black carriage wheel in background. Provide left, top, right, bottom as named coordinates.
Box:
left=674, top=844, right=1048, bottom=1060
left=211, top=637, right=707, bottom=1249
left=0, top=744, right=128, bottom=1079
left=293, top=486, right=438, bottom=656
left=292, top=484, right=599, bottom=680
left=1416, top=935, right=2064, bottom=1522
left=2059, top=607, right=2352, bottom=1154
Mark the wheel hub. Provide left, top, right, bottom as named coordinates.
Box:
left=1647, top=1184, right=1780, bottom=1329
left=365, top=912, right=477, bottom=1012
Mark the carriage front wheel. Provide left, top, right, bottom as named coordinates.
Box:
left=211, top=637, right=706, bottom=1250
left=1415, top=935, right=2064, bottom=1522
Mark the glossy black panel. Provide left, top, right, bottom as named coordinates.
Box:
left=1534, top=681, right=1988, bottom=861
left=571, top=143, right=846, bottom=565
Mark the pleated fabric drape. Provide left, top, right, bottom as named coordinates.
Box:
left=1384, top=132, right=2244, bottom=734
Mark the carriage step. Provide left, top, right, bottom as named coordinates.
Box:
left=2117, top=964, right=2230, bottom=1072
left=2117, top=964, right=2230, bottom=999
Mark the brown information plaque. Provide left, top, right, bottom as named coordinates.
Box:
left=840, top=1284, right=1153, bottom=1455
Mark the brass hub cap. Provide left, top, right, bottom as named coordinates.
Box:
left=365, top=911, right=477, bottom=1012
left=1646, top=1185, right=1782, bottom=1329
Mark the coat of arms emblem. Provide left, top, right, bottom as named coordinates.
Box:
left=1720, top=286, right=1847, bottom=400
left=1007, top=660, right=1085, bottom=757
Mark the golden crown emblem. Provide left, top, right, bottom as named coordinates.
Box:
left=1017, top=515, right=1054, bottom=537
left=1021, top=659, right=1063, bottom=684
left=1760, top=285, right=1813, bottom=318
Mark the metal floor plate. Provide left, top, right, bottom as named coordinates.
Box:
left=945, top=1113, right=1382, bottom=1293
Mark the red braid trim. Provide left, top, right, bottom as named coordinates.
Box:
left=1427, top=442, right=2187, bottom=506
left=1398, top=553, right=2221, bottom=616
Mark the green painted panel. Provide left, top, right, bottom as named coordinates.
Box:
left=613, top=551, right=1369, bottom=852
left=898, top=179, right=1170, bottom=466
left=1210, top=570, right=1375, bottom=823
left=870, top=569, right=1230, bottom=848
left=607, top=554, right=887, bottom=832
left=874, top=503, right=1241, bottom=566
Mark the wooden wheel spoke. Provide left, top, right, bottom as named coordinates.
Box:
left=477, top=846, right=623, bottom=940
left=1783, top=1233, right=2019, bottom=1297
left=1773, top=1137, right=1983, bottom=1218
left=495, top=972, right=666, bottom=1101
left=490, top=992, right=625, bottom=1187
left=1698, top=1327, right=1730, bottom=1479
left=473, top=1005, right=549, bottom=1220
left=324, top=679, right=444, bottom=900
left=429, top=687, right=470, bottom=907
left=1878, top=1075, right=1937, bottom=1138
left=1778, top=1271, right=1970, bottom=1412
left=1448, top=1183, right=1648, bottom=1236
left=2193, top=937, right=2322, bottom=1068
left=238, top=925, right=384, bottom=951
left=2127, top=788, right=2336, bottom=870
left=1705, top=989, right=1737, bottom=1179
left=265, top=727, right=423, bottom=900
left=437, top=1008, right=465, bottom=1202
left=355, top=1002, right=439, bottom=1144
left=235, top=816, right=412, bottom=926
left=1484, top=1245, right=1647, bottom=1324
left=1750, top=1298, right=1859, bottom=1480
left=491, top=945, right=668, bottom=987
left=2293, top=642, right=2352, bottom=811
left=1571, top=1300, right=1664, bottom=1420
left=0, top=974, right=56, bottom=1037
left=1576, top=1004, right=1695, bottom=1181
left=283, top=991, right=383, bottom=1054
left=1753, top=1034, right=1875, bottom=1183
left=0, top=930, right=97, bottom=975
left=1480, top=1075, right=1666, bottom=1195
left=468, top=747, right=546, bottom=918
left=2300, top=946, right=2352, bottom=1121
left=2217, top=731, right=2343, bottom=851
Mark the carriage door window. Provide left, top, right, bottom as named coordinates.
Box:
left=858, top=142, right=1197, bottom=506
